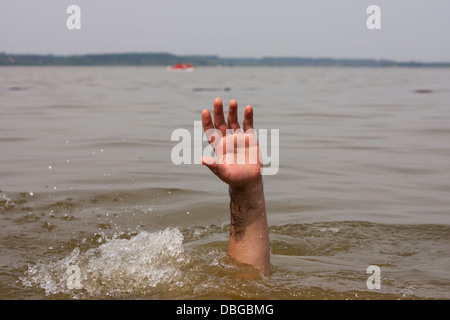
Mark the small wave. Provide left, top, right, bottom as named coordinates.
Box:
left=21, top=228, right=188, bottom=298
left=0, top=191, right=15, bottom=210
left=18, top=221, right=450, bottom=299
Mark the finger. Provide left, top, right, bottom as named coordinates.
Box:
left=204, top=128, right=222, bottom=151
left=227, top=99, right=240, bottom=130
left=243, top=105, right=254, bottom=132
left=201, top=157, right=226, bottom=179
left=201, top=156, right=217, bottom=167
left=202, top=109, right=214, bottom=133
left=213, top=97, right=228, bottom=136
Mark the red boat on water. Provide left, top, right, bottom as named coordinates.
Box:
left=167, top=63, right=195, bottom=71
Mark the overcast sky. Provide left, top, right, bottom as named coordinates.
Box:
left=1, top=0, right=449, bottom=62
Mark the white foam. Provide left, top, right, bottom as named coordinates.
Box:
left=0, top=192, right=14, bottom=209
left=21, top=227, right=188, bottom=298
left=319, top=227, right=340, bottom=233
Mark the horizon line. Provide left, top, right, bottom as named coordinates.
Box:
left=1, top=52, right=449, bottom=67
left=1, top=51, right=450, bottom=64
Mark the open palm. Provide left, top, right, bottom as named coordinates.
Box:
left=201, top=98, right=262, bottom=187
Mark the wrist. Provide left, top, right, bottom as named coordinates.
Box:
left=229, top=178, right=266, bottom=235
left=229, top=176, right=263, bottom=195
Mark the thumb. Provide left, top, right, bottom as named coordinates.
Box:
left=201, top=157, right=222, bottom=175
left=201, top=156, right=217, bottom=168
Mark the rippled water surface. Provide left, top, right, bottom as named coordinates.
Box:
left=1, top=66, right=449, bottom=299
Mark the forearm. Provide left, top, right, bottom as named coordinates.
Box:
left=227, top=178, right=270, bottom=275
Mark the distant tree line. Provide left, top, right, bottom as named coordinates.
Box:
left=0, top=52, right=448, bottom=67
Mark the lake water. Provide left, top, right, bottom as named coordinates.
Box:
left=0, top=66, right=449, bottom=299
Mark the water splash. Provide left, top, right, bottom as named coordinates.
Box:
left=21, top=228, right=188, bottom=298
left=0, top=192, right=15, bottom=209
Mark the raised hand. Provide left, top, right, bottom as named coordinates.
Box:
left=201, top=97, right=262, bottom=187
left=200, top=97, right=270, bottom=276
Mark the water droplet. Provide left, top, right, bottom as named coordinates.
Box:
left=21, top=228, right=187, bottom=297
left=48, top=165, right=52, bottom=170
left=186, top=211, right=190, bottom=215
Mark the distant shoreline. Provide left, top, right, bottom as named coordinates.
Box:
left=1, top=52, right=449, bottom=67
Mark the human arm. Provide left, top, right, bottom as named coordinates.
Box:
left=201, top=98, right=270, bottom=275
